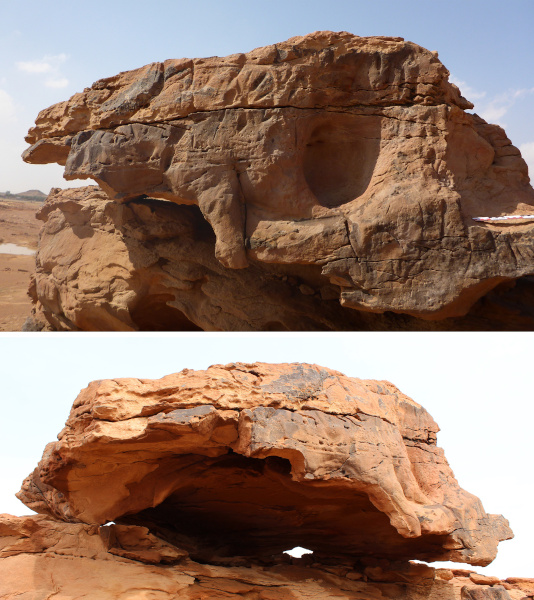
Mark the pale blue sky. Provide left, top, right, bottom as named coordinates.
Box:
left=1, top=0, right=533, bottom=192
left=0, top=333, right=532, bottom=578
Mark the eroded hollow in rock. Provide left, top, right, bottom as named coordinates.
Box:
left=129, top=295, right=202, bottom=331
left=21, top=32, right=534, bottom=328
left=117, top=451, right=448, bottom=563
left=302, top=114, right=381, bottom=207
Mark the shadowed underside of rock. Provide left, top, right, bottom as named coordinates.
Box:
left=17, top=363, right=512, bottom=568
left=22, top=31, right=534, bottom=330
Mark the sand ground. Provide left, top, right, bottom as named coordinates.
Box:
left=0, top=198, right=42, bottom=331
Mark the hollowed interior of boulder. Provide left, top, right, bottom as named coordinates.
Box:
left=117, top=450, right=448, bottom=563
left=129, top=294, right=202, bottom=331
left=302, top=114, right=381, bottom=208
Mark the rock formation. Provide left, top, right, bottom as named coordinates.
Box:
left=22, top=31, right=534, bottom=330
left=2, top=363, right=531, bottom=599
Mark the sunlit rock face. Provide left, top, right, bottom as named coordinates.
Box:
left=22, top=31, right=534, bottom=329
left=26, top=186, right=534, bottom=331
left=25, top=185, right=534, bottom=332
left=17, top=363, right=512, bottom=567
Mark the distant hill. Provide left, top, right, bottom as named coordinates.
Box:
left=18, top=190, right=46, bottom=199
left=0, top=190, right=46, bottom=202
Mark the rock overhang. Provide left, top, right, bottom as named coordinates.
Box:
left=21, top=31, right=534, bottom=325
left=17, top=362, right=512, bottom=566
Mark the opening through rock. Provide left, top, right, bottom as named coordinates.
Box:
left=284, top=547, right=314, bottom=558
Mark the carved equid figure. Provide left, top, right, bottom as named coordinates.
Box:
left=23, top=31, right=534, bottom=324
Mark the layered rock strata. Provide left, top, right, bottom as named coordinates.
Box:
left=22, top=31, right=534, bottom=330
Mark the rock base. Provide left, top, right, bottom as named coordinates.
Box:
left=1, top=514, right=532, bottom=600
left=25, top=187, right=534, bottom=331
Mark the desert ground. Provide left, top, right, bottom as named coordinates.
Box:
left=0, top=197, right=42, bottom=331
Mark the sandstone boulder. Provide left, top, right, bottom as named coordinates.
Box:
left=17, top=363, right=512, bottom=567
left=22, top=31, right=534, bottom=329
left=3, top=362, right=529, bottom=598
left=26, top=186, right=369, bottom=331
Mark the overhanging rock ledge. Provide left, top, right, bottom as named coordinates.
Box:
left=16, top=363, right=512, bottom=566
left=2, top=362, right=528, bottom=599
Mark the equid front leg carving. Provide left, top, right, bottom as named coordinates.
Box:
left=196, top=167, right=248, bottom=269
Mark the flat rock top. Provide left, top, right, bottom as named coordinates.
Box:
left=24, top=30, right=469, bottom=144
left=68, top=362, right=432, bottom=431
left=18, top=363, right=511, bottom=566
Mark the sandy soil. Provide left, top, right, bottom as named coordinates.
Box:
left=0, top=198, right=42, bottom=331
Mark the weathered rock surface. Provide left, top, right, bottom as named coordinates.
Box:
left=2, top=513, right=532, bottom=600
left=17, top=363, right=512, bottom=567
left=25, top=186, right=534, bottom=331
left=25, top=186, right=368, bottom=331
left=22, top=31, right=534, bottom=329
left=3, top=363, right=530, bottom=598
